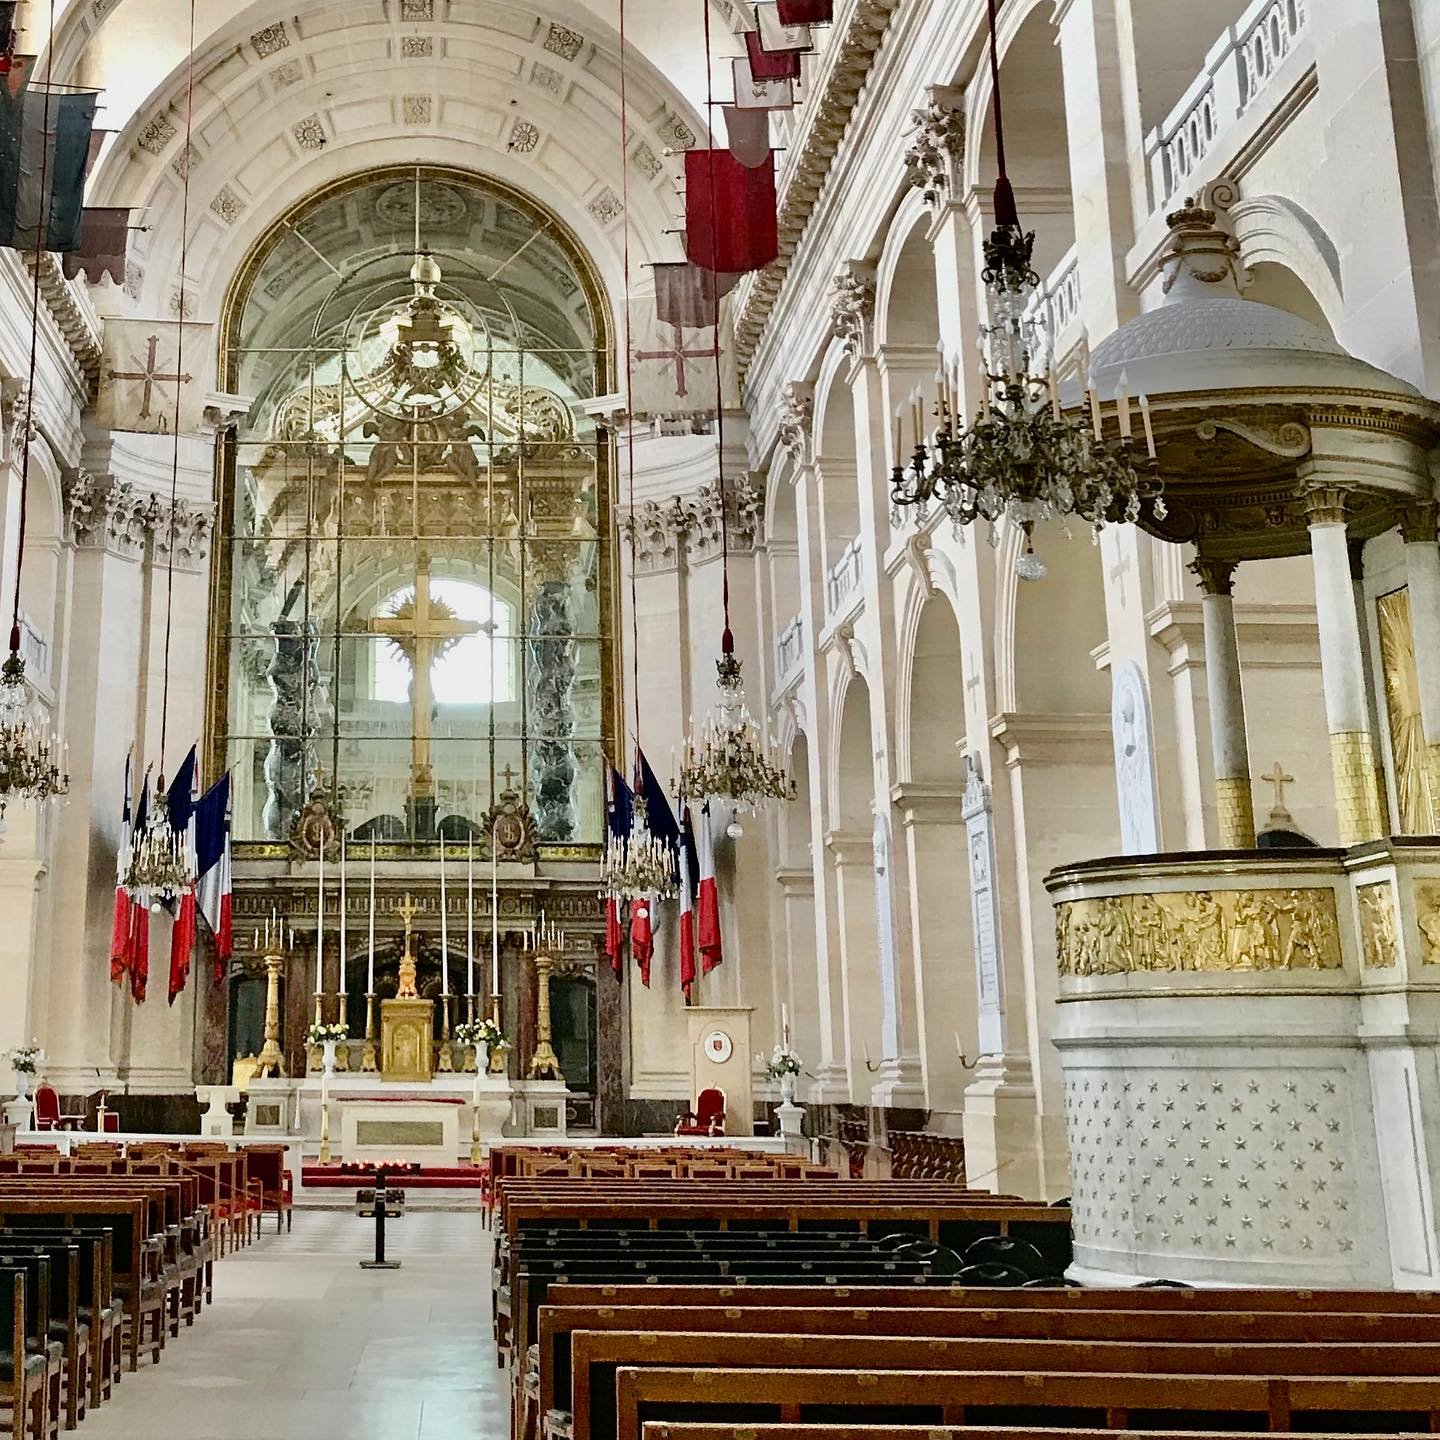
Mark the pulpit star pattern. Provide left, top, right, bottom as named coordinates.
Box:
left=1063, top=1066, right=1363, bottom=1269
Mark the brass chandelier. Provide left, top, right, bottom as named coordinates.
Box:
left=600, top=790, right=677, bottom=900
left=123, top=792, right=195, bottom=911
left=0, top=640, right=68, bottom=815
left=678, top=639, right=793, bottom=830
left=889, top=0, right=1163, bottom=579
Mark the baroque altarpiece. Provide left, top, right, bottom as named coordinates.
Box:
left=203, top=170, right=618, bottom=1126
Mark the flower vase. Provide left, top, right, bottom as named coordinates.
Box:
left=13, top=1073, right=30, bottom=1103
left=475, top=1042, right=490, bottom=1076
left=779, top=1071, right=797, bottom=1105
left=322, top=1039, right=338, bottom=1077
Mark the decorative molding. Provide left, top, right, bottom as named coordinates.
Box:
left=63, top=472, right=213, bottom=565
left=733, top=0, right=903, bottom=372
left=1, top=379, right=33, bottom=464
left=830, top=261, right=877, bottom=358
left=902, top=85, right=964, bottom=209
left=902, top=532, right=935, bottom=600
left=1056, top=888, right=1343, bottom=976
left=1196, top=416, right=1311, bottom=459
left=776, top=381, right=815, bottom=466
left=620, top=475, right=764, bottom=572
left=21, top=252, right=102, bottom=389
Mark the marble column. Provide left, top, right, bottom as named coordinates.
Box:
left=1191, top=556, right=1256, bottom=848
left=1303, top=484, right=1384, bottom=844
left=1400, top=503, right=1440, bottom=797
left=526, top=559, right=578, bottom=843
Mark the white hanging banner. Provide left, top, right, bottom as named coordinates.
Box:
left=95, top=318, right=215, bottom=436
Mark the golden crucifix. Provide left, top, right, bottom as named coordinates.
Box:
left=368, top=552, right=483, bottom=798
left=396, top=891, right=420, bottom=998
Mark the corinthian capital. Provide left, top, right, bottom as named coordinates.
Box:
left=830, top=262, right=877, bottom=359
left=903, top=85, right=965, bottom=209
left=776, top=381, right=815, bottom=467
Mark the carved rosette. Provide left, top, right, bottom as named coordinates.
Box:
left=830, top=263, right=877, bottom=358
left=902, top=88, right=964, bottom=208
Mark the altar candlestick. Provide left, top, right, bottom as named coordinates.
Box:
left=467, top=834, right=475, bottom=998
left=367, top=838, right=376, bottom=992
left=339, top=830, right=347, bottom=1001
left=490, top=822, right=500, bottom=996
left=316, top=839, right=324, bottom=996
left=781, top=1001, right=789, bottom=1043
left=440, top=838, right=450, bottom=996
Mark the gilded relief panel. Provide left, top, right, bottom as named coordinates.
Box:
left=1357, top=881, right=1398, bottom=969
left=1056, top=888, right=1342, bottom=976
left=1415, top=882, right=1440, bottom=965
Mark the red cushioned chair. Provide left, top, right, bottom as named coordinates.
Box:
left=32, top=1083, right=84, bottom=1132
left=674, top=1086, right=727, bottom=1137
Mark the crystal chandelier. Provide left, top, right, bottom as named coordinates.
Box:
left=599, top=800, right=677, bottom=900
left=889, top=0, right=1163, bottom=580
left=678, top=641, right=793, bottom=830
left=0, top=642, right=68, bottom=814
left=123, top=786, right=196, bottom=911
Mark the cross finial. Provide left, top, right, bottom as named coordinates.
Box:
left=498, top=763, right=519, bottom=791
left=1262, top=762, right=1295, bottom=821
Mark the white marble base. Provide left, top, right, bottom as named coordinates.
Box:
left=337, top=1098, right=462, bottom=1166
left=195, top=1085, right=239, bottom=1138
left=776, top=1101, right=805, bottom=1138
left=2, top=1099, right=33, bottom=1130
left=520, top=1080, right=568, bottom=1138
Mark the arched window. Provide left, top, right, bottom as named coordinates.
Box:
left=372, top=579, right=516, bottom=707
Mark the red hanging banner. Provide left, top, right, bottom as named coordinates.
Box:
left=684, top=148, right=778, bottom=273
left=777, top=0, right=832, bottom=21
left=744, top=28, right=800, bottom=80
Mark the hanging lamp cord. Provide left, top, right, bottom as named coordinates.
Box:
left=156, top=0, right=198, bottom=786
left=985, top=0, right=1019, bottom=230
left=9, top=0, right=59, bottom=662
left=700, top=0, right=733, bottom=655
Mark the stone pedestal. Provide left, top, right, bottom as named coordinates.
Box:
left=521, top=1079, right=569, bottom=1138
left=381, top=998, right=434, bottom=1082
left=776, top=1101, right=805, bottom=1139
left=3, top=1099, right=33, bottom=1131
left=195, top=1085, right=240, bottom=1138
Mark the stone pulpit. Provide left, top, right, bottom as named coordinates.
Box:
left=381, top=895, right=434, bottom=1082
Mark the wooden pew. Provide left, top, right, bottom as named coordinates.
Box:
left=613, top=1367, right=1440, bottom=1439
left=0, top=1267, right=45, bottom=1440
left=566, top=1330, right=1440, bottom=1440
left=641, top=1429, right=1423, bottom=1440
left=535, top=1300, right=1440, bottom=1425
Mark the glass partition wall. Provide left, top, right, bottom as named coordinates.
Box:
left=212, top=168, right=615, bottom=846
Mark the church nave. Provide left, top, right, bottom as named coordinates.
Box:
left=76, top=1209, right=501, bottom=1440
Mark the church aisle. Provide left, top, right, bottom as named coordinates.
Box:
left=78, top=1209, right=505, bottom=1440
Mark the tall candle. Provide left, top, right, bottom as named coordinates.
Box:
left=339, top=829, right=347, bottom=1001
left=781, top=1001, right=789, bottom=1042
left=316, top=839, right=324, bottom=996
left=467, top=834, right=475, bottom=998
left=491, top=823, right=500, bottom=995
left=1115, top=368, right=1132, bottom=439
left=439, top=838, right=450, bottom=995
left=1138, top=392, right=1157, bottom=459
left=367, top=837, right=376, bottom=992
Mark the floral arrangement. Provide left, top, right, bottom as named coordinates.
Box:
left=766, top=1042, right=802, bottom=1079
left=9, top=1040, right=42, bottom=1076
left=306, top=1021, right=348, bottom=1047
left=475, top=1017, right=508, bottom=1051
left=453, top=1021, right=480, bottom=1047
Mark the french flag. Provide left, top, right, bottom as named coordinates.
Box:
left=166, top=746, right=199, bottom=1006
left=110, top=751, right=134, bottom=984
left=129, top=770, right=151, bottom=1002
left=195, top=773, right=233, bottom=982
left=678, top=807, right=697, bottom=1002
left=697, top=802, right=723, bottom=976
left=603, top=765, right=633, bottom=980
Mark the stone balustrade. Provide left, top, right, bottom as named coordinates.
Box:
left=1023, top=246, right=1082, bottom=362
left=776, top=613, right=805, bottom=691
left=1046, top=841, right=1440, bottom=1290
left=1146, top=0, right=1310, bottom=206
left=825, top=537, right=864, bottom=618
